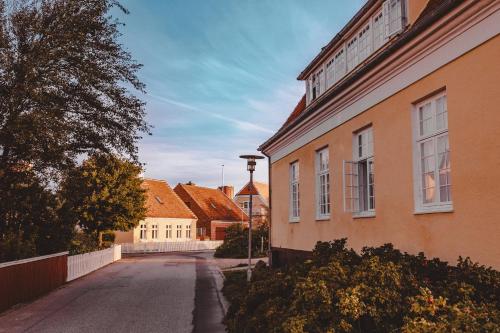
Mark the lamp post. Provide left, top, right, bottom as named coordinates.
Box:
left=239, top=154, right=264, bottom=282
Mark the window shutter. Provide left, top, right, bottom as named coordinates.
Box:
left=343, top=160, right=359, bottom=213
left=383, top=0, right=390, bottom=39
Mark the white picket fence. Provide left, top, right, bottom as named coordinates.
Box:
left=67, top=245, right=121, bottom=282
left=121, top=240, right=223, bottom=254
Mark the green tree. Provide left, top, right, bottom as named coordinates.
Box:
left=60, top=154, right=146, bottom=245
left=0, top=0, right=149, bottom=180
left=0, top=167, right=74, bottom=262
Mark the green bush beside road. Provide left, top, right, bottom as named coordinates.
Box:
left=214, top=223, right=268, bottom=258
left=223, top=239, right=500, bottom=333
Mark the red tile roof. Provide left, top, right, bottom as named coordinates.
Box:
left=174, top=184, right=248, bottom=222
left=236, top=181, right=269, bottom=202
left=142, top=179, right=196, bottom=219
left=282, top=95, right=306, bottom=128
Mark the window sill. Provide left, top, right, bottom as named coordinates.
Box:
left=289, top=219, right=300, bottom=223
left=353, top=211, right=376, bottom=219
left=414, top=204, right=453, bottom=215
left=315, top=216, right=330, bottom=221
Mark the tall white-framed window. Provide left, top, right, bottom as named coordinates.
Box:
left=186, top=225, right=191, bottom=238
left=289, top=161, right=300, bottom=222
left=358, top=24, right=371, bottom=62
left=346, top=37, right=358, bottom=72
left=176, top=225, right=182, bottom=238
left=316, top=147, right=330, bottom=219
left=334, top=47, right=346, bottom=81
left=344, top=127, right=375, bottom=216
left=372, top=11, right=385, bottom=50
left=151, top=224, right=158, bottom=239
left=326, top=57, right=335, bottom=88
left=413, top=92, right=452, bottom=213
left=166, top=225, right=172, bottom=239
left=140, top=224, right=147, bottom=240
left=384, top=0, right=405, bottom=38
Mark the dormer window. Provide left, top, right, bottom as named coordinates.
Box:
left=304, top=0, right=406, bottom=106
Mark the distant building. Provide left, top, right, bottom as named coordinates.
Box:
left=234, top=181, right=269, bottom=226
left=174, top=183, right=248, bottom=240
left=114, top=179, right=197, bottom=243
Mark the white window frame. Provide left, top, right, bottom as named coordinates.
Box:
left=166, top=225, right=172, bottom=239
left=186, top=225, right=191, bottom=238
left=343, top=127, right=375, bottom=217
left=358, top=23, right=372, bottom=63
left=151, top=224, right=158, bottom=239
left=315, top=147, right=330, bottom=220
left=372, top=10, right=385, bottom=51
left=289, top=161, right=300, bottom=222
left=140, top=224, right=147, bottom=240
left=383, top=0, right=406, bottom=38
left=176, top=225, right=182, bottom=238
left=326, top=57, right=335, bottom=88
left=334, top=46, right=346, bottom=82
left=412, top=91, right=452, bottom=214
left=346, top=36, right=358, bottom=72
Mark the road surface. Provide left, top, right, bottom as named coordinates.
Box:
left=0, top=252, right=228, bottom=333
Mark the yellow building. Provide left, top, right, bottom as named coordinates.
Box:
left=114, top=179, right=197, bottom=243
left=259, top=0, right=500, bottom=268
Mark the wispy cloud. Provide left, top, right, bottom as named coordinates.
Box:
left=117, top=0, right=366, bottom=188
left=148, top=93, right=274, bottom=134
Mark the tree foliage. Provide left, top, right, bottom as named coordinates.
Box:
left=223, top=239, right=500, bottom=333
left=60, top=153, right=146, bottom=243
left=0, top=0, right=148, bottom=260
left=0, top=167, right=74, bottom=262
left=0, top=0, right=149, bottom=179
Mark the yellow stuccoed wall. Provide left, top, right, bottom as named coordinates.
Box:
left=270, top=35, right=500, bottom=268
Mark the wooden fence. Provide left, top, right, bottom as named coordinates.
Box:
left=121, top=240, right=223, bottom=254
left=67, top=245, right=121, bottom=282
left=0, top=252, right=68, bottom=313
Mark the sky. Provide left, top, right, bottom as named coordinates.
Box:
left=116, top=0, right=365, bottom=192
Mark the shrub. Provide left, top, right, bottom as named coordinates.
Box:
left=214, top=223, right=268, bottom=258
left=223, top=239, right=500, bottom=333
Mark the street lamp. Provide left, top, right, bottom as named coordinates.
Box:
left=239, top=154, right=264, bottom=282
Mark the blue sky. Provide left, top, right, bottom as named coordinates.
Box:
left=117, top=0, right=365, bottom=191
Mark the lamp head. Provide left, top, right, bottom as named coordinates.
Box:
left=239, top=154, right=265, bottom=172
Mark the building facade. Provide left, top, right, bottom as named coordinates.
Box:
left=234, top=181, right=269, bottom=226
left=259, top=0, right=500, bottom=268
left=114, top=179, right=197, bottom=243
left=174, top=183, right=248, bottom=240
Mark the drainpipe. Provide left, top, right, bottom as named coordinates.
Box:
left=262, top=151, right=272, bottom=267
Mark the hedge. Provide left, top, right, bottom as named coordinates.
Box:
left=222, top=239, right=500, bottom=333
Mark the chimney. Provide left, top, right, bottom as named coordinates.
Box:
left=218, top=185, right=234, bottom=199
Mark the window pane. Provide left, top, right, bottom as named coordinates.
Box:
left=419, top=103, right=433, bottom=136
left=421, top=140, right=436, bottom=203
left=437, top=135, right=451, bottom=202
left=436, top=96, right=448, bottom=130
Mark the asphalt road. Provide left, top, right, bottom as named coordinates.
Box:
left=0, top=252, right=227, bottom=333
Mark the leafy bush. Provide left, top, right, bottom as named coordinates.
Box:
left=223, top=239, right=500, bottom=333
left=214, top=223, right=268, bottom=258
